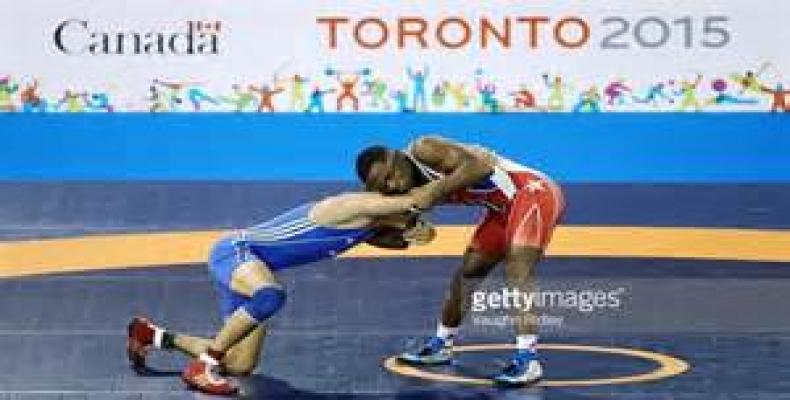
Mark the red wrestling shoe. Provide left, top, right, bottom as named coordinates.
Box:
left=127, top=316, right=158, bottom=370
left=182, top=355, right=239, bottom=396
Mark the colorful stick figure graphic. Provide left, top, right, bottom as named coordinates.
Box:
left=730, top=63, right=771, bottom=95
left=633, top=82, right=673, bottom=107
left=21, top=80, right=47, bottom=112
left=305, top=85, right=335, bottom=113
left=326, top=67, right=369, bottom=112
left=431, top=84, right=447, bottom=109
left=220, top=84, right=258, bottom=112
left=675, top=74, right=703, bottom=111
left=287, top=74, right=309, bottom=112
left=508, top=85, right=538, bottom=111
left=55, top=90, right=87, bottom=112
left=604, top=79, right=632, bottom=107
left=573, top=86, right=602, bottom=113
left=761, top=83, right=790, bottom=112
left=86, top=92, right=114, bottom=112
left=443, top=81, right=470, bottom=111
left=153, top=80, right=218, bottom=112
left=475, top=70, right=500, bottom=113
left=407, top=65, right=429, bottom=112
left=705, top=79, right=759, bottom=107
left=0, top=76, right=19, bottom=112
left=542, top=73, right=568, bottom=112
left=249, top=75, right=286, bottom=112
left=391, top=88, right=413, bottom=113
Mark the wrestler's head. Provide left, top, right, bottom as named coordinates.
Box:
left=356, top=145, right=420, bottom=195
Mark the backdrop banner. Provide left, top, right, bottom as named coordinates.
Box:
left=1, top=0, right=788, bottom=112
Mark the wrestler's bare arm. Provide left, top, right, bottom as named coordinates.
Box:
left=310, top=192, right=418, bottom=228
left=311, top=191, right=435, bottom=249
left=409, top=135, right=495, bottom=207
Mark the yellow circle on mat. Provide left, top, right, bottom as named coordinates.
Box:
left=383, top=343, right=690, bottom=387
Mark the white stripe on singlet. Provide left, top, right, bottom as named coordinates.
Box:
left=241, top=218, right=317, bottom=242
left=405, top=142, right=521, bottom=200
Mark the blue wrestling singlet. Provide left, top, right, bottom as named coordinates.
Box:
left=208, top=202, right=373, bottom=318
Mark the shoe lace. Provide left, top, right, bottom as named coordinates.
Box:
left=502, top=359, right=524, bottom=376
left=503, top=352, right=534, bottom=376
left=419, top=336, right=445, bottom=355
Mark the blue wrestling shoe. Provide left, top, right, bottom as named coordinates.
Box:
left=492, top=350, right=543, bottom=386
left=398, top=336, right=453, bottom=365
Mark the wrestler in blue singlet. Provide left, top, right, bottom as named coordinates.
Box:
left=208, top=202, right=373, bottom=318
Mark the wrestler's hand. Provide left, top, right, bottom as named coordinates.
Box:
left=403, top=218, right=436, bottom=246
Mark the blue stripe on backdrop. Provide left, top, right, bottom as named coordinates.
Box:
left=1, top=183, right=789, bottom=240
left=1, top=113, right=788, bottom=182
